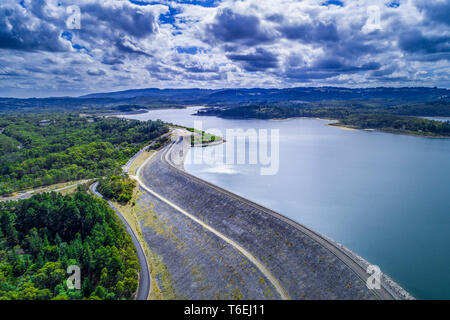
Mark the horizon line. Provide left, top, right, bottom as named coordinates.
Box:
left=1, top=85, right=449, bottom=100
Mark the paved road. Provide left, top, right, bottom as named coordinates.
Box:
left=123, top=132, right=172, bottom=173
left=90, top=182, right=150, bottom=300
left=135, top=131, right=291, bottom=300
left=0, top=180, right=91, bottom=202
left=154, top=130, right=403, bottom=300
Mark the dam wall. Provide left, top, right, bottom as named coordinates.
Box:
left=136, top=188, right=281, bottom=299
left=137, top=138, right=414, bottom=300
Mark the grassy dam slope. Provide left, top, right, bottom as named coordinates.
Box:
left=135, top=133, right=412, bottom=300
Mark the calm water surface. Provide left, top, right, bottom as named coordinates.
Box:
left=122, top=107, right=450, bottom=299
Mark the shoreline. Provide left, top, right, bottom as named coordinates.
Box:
left=165, top=132, right=413, bottom=300
left=102, top=106, right=197, bottom=117
left=191, top=139, right=226, bottom=148
left=327, top=122, right=450, bottom=139
left=195, top=111, right=450, bottom=139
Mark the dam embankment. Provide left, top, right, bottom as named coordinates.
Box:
left=137, top=135, right=412, bottom=300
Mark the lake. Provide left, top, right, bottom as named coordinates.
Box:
left=121, top=107, right=450, bottom=299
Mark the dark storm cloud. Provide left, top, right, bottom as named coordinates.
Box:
left=184, top=73, right=224, bottom=81
left=0, top=3, right=68, bottom=52
left=0, top=0, right=159, bottom=58
left=399, top=30, right=450, bottom=60
left=278, top=21, right=340, bottom=43
left=87, top=69, right=106, bottom=76
left=1, top=0, right=449, bottom=96
left=179, top=63, right=219, bottom=73
left=115, top=40, right=153, bottom=57
left=72, top=2, right=161, bottom=61
left=50, top=67, right=81, bottom=77
left=415, top=0, right=450, bottom=26
left=274, top=13, right=378, bottom=65
left=146, top=63, right=179, bottom=80
left=265, top=13, right=284, bottom=23
left=227, top=48, right=279, bottom=71
left=24, top=66, right=47, bottom=74
left=81, top=2, right=159, bottom=38
left=101, top=57, right=124, bottom=65
left=369, top=65, right=398, bottom=77
left=330, top=39, right=380, bottom=60
left=206, top=8, right=273, bottom=45
left=0, top=63, right=23, bottom=77
left=285, top=57, right=380, bottom=81
left=314, top=57, right=380, bottom=73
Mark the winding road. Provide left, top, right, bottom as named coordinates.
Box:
left=137, top=130, right=410, bottom=300
left=90, top=182, right=150, bottom=300
left=134, top=144, right=290, bottom=300
left=93, top=128, right=409, bottom=300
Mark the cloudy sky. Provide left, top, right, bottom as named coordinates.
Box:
left=0, top=0, right=449, bottom=97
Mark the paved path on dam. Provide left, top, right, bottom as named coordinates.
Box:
left=136, top=131, right=410, bottom=300
left=90, top=182, right=150, bottom=300
left=135, top=153, right=290, bottom=300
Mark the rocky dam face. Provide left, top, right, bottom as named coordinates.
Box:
left=135, top=137, right=411, bottom=300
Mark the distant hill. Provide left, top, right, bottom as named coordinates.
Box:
left=0, top=87, right=449, bottom=113
left=202, top=87, right=450, bottom=103
left=81, top=86, right=450, bottom=103
left=81, top=88, right=219, bottom=99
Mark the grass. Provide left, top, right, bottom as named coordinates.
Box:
left=146, top=246, right=182, bottom=300
left=107, top=146, right=183, bottom=300
left=113, top=188, right=183, bottom=300
left=185, top=127, right=223, bottom=147
left=191, top=131, right=222, bottom=146
left=227, top=287, right=244, bottom=300
left=138, top=204, right=185, bottom=249
left=129, top=150, right=156, bottom=176
left=120, top=140, right=186, bottom=300
left=57, top=183, right=84, bottom=196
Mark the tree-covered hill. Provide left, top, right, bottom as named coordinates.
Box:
left=0, top=115, right=168, bottom=195
left=1, top=87, right=448, bottom=114
left=197, top=104, right=450, bottom=137
left=0, top=191, right=139, bottom=300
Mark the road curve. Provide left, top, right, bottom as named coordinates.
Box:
left=135, top=140, right=291, bottom=300
left=158, top=133, right=407, bottom=300
left=90, top=182, right=150, bottom=300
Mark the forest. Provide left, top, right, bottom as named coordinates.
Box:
left=0, top=114, right=168, bottom=195
left=336, top=113, right=450, bottom=136
left=97, top=175, right=136, bottom=205
left=0, top=191, right=139, bottom=300
left=197, top=104, right=450, bottom=137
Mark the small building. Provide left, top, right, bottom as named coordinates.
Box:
left=39, top=120, right=51, bottom=126
left=39, top=119, right=56, bottom=127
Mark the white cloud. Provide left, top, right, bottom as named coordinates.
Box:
left=0, top=0, right=449, bottom=97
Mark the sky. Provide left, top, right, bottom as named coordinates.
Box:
left=0, top=0, right=449, bottom=98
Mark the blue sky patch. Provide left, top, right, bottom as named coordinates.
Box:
left=61, top=31, right=72, bottom=42
left=176, top=46, right=200, bottom=54
left=322, top=1, right=343, bottom=7
left=386, top=1, right=401, bottom=8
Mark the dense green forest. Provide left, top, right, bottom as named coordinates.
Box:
left=97, top=175, right=136, bottom=205
left=336, top=113, right=450, bottom=136
left=0, top=192, right=139, bottom=300
left=198, top=105, right=450, bottom=137
left=0, top=115, right=168, bottom=195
